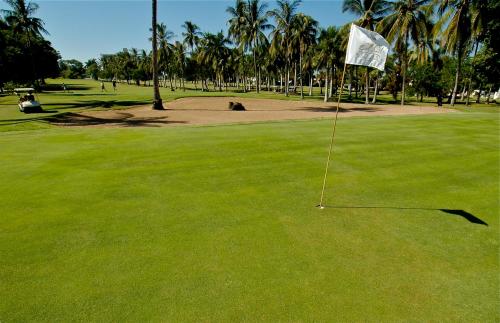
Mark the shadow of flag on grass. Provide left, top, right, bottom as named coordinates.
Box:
left=318, top=206, right=488, bottom=226
left=439, top=209, right=488, bottom=226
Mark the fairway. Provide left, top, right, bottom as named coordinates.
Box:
left=2, top=0, right=499, bottom=319
left=1, top=109, right=498, bottom=321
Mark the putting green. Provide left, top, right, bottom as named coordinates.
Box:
left=0, top=110, right=498, bottom=321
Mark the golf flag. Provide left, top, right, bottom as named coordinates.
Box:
left=345, top=24, right=390, bottom=71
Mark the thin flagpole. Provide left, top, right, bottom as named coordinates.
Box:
left=318, top=61, right=349, bottom=208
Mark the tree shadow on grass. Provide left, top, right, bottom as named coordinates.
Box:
left=41, top=99, right=150, bottom=111
left=41, top=84, right=93, bottom=91
left=319, top=206, right=488, bottom=226
left=45, top=112, right=186, bottom=127
left=0, top=100, right=154, bottom=127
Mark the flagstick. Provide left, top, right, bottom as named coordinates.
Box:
left=318, top=61, right=348, bottom=209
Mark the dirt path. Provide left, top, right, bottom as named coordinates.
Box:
left=49, top=97, right=455, bottom=128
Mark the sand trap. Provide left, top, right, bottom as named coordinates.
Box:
left=49, top=97, right=455, bottom=128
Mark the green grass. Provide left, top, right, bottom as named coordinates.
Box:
left=0, top=109, right=498, bottom=320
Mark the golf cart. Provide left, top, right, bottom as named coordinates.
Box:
left=15, top=88, right=42, bottom=113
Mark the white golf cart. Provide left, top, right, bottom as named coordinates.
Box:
left=15, top=88, right=42, bottom=113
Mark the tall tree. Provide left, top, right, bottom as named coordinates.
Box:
left=315, top=26, right=340, bottom=102
left=182, top=21, right=201, bottom=55
left=155, top=23, right=174, bottom=89
left=378, top=0, right=432, bottom=105
left=173, top=41, right=187, bottom=91
left=290, top=13, right=318, bottom=99
left=343, top=0, right=389, bottom=103
left=269, top=0, right=302, bottom=96
left=227, top=0, right=248, bottom=91
left=151, top=0, right=163, bottom=109
left=243, top=0, right=272, bottom=93
left=227, top=0, right=247, bottom=47
left=181, top=21, right=201, bottom=90
left=2, top=0, right=48, bottom=87
left=198, top=32, right=231, bottom=92
left=435, top=0, right=474, bottom=106
left=2, top=0, right=47, bottom=38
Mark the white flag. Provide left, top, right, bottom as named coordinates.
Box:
left=345, top=24, right=390, bottom=71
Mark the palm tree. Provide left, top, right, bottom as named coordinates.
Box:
left=198, top=32, right=231, bottom=92
left=155, top=23, right=174, bottom=89
left=343, top=0, right=390, bottom=30
left=139, top=49, right=152, bottom=86
left=343, top=0, right=390, bottom=103
left=227, top=0, right=247, bottom=46
left=463, top=0, right=487, bottom=105
left=315, top=26, right=341, bottom=102
left=173, top=41, right=187, bottom=91
left=181, top=21, right=201, bottom=90
left=378, top=0, right=432, bottom=106
left=227, top=0, right=248, bottom=91
left=434, top=0, right=474, bottom=106
left=182, top=21, right=201, bottom=54
left=243, top=0, right=272, bottom=93
left=269, top=31, right=286, bottom=92
left=269, top=0, right=302, bottom=96
left=290, top=13, right=318, bottom=99
left=2, top=0, right=48, bottom=87
left=151, top=0, right=163, bottom=109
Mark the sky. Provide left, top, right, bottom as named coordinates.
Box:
left=0, top=0, right=357, bottom=62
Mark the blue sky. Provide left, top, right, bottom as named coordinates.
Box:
left=0, top=0, right=356, bottom=62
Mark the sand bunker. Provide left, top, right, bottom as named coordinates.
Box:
left=49, top=97, right=454, bottom=128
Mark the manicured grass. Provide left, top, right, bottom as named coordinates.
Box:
left=0, top=111, right=498, bottom=321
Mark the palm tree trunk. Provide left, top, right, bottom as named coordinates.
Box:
left=294, top=62, right=297, bottom=88
left=354, top=66, right=358, bottom=98
left=324, top=69, right=328, bottom=103
left=401, top=34, right=408, bottom=106
left=280, top=72, right=283, bottom=93
left=365, top=67, right=369, bottom=104
left=401, top=72, right=406, bottom=105
left=258, top=69, right=262, bottom=92
left=467, top=41, right=479, bottom=106
left=372, top=72, right=378, bottom=104
left=333, top=66, right=337, bottom=95
left=466, top=82, right=472, bottom=106
left=25, top=33, right=38, bottom=88
left=486, top=85, right=492, bottom=104
left=151, top=0, right=163, bottom=110
left=475, top=83, right=482, bottom=103
left=348, top=66, right=352, bottom=99
left=286, top=64, right=290, bottom=97
left=451, top=47, right=462, bottom=106
left=328, top=67, right=333, bottom=99
left=300, top=54, right=304, bottom=99
left=309, top=73, right=313, bottom=96
left=253, top=48, right=259, bottom=93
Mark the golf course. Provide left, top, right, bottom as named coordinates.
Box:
left=0, top=79, right=498, bottom=321
left=1, top=0, right=499, bottom=320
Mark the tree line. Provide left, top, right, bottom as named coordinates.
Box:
left=0, top=0, right=60, bottom=89
left=1, top=0, right=498, bottom=105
